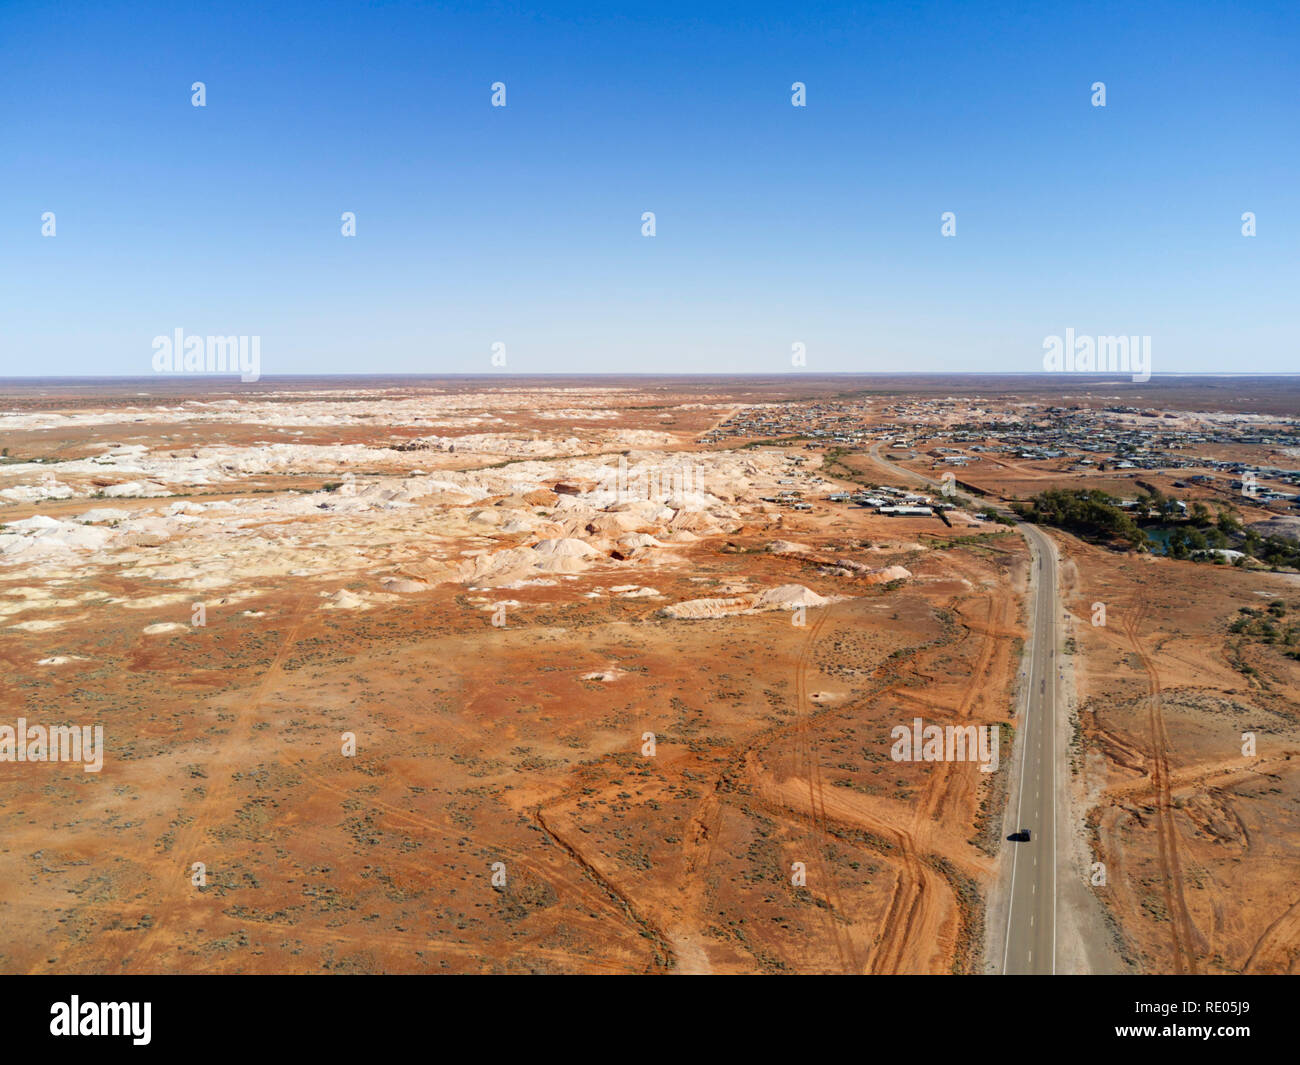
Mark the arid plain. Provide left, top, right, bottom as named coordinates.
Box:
left=1, top=375, right=1297, bottom=974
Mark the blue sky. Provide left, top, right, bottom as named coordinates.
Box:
left=1, top=0, right=1296, bottom=377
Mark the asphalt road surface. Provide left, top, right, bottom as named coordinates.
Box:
left=1000, top=522, right=1057, bottom=974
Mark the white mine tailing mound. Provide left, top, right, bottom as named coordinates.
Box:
left=7, top=515, right=66, bottom=530
left=0, top=482, right=75, bottom=503
left=862, top=565, right=912, bottom=585
left=380, top=577, right=429, bottom=593
left=102, top=480, right=171, bottom=498
left=667, top=508, right=720, bottom=533
left=552, top=495, right=593, bottom=512
left=322, top=589, right=370, bottom=610
left=660, top=584, right=836, bottom=619
left=0, top=517, right=116, bottom=559
left=451, top=546, right=539, bottom=583
left=608, top=499, right=675, bottom=521
left=766, top=539, right=812, bottom=554
left=658, top=596, right=752, bottom=620
left=10, top=619, right=65, bottom=631
left=534, top=555, right=593, bottom=574
left=441, top=539, right=602, bottom=584
left=585, top=512, right=644, bottom=535
left=76, top=508, right=132, bottom=523
left=751, top=584, right=833, bottom=610
left=532, top=537, right=597, bottom=558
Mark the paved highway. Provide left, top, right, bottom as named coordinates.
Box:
left=865, top=444, right=1057, bottom=974
left=1001, top=522, right=1057, bottom=974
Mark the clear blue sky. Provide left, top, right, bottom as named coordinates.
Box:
left=1, top=0, right=1296, bottom=377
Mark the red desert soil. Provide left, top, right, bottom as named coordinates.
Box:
left=1, top=375, right=1297, bottom=973
left=1059, top=538, right=1300, bottom=973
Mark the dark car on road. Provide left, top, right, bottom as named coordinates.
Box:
left=1008, top=829, right=1032, bottom=843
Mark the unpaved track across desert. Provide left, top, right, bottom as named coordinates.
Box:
left=786, top=560, right=1014, bottom=972
left=1245, top=895, right=1300, bottom=974
left=1120, top=594, right=1200, bottom=974
left=128, top=591, right=320, bottom=971
left=792, top=605, right=860, bottom=973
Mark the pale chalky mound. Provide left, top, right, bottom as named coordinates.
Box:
left=658, top=597, right=752, bottom=620
left=750, top=584, right=832, bottom=611
left=861, top=565, right=912, bottom=585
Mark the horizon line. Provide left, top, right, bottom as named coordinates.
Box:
left=4, top=371, right=1300, bottom=383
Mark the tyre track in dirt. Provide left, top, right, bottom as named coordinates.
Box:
left=675, top=603, right=874, bottom=974
left=1244, top=893, right=1300, bottom=973
left=795, top=597, right=991, bottom=975
left=1122, top=595, right=1199, bottom=974
left=531, top=805, right=675, bottom=971
left=920, top=594, right=1003, bottom=827
left=792, top=604, right=860, bottom=973
left=129, top=591, right=318, bottom=971
left=874, top=591, right=1012, bottom=973
left=130, top=594, right=652, bottom=971
left=666, top=595, right=978, bottom=975
left=749, top=774, right=948, bottom=974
